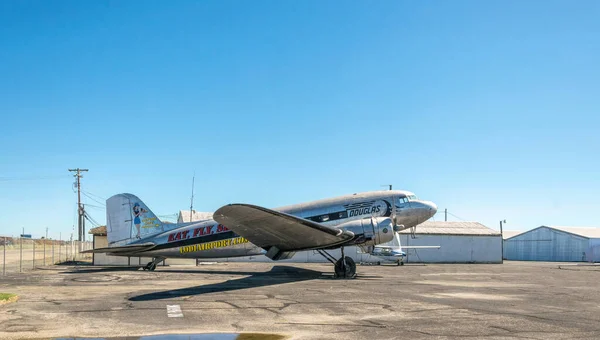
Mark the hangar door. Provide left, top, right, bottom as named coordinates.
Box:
left=504, top=227, right=588, bottom=262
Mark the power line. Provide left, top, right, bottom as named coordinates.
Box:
left=84, top=211, right=102, bottom=227
left=84, top=215, right=99, bottom=228
left=81, top=190, right=106, bottom=201
left=83, top=204, right=105, bottom=210
left=434, top=210, right=471, bottom=222
left=447, top=212, right=468, bottom=221
left=82, top=192, right=105, bottom=207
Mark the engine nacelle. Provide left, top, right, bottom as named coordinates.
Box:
left=337, top=216, right=395, bottom=246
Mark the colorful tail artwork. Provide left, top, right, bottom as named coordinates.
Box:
left=106, top=193, right=164, bottom=246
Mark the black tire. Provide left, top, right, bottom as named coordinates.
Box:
left=149, top=262, right=157, bottom=271
left=334, top=256, right=356, bottom=278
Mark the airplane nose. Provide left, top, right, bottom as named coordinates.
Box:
left=424, top=201, right=437, bottom=218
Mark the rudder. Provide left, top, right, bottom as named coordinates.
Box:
left=106, top=193, right=164, bottom=246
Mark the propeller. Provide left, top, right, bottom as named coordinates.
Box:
left=391, top=199, right=399, bottom=229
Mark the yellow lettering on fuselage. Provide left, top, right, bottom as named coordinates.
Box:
left=179, top=237, right=249, bottom=254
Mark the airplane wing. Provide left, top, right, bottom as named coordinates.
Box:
left=81, top=243, right=156, bottom=254
left=376, top=245, right=441, bottom=249
left=213, top=204, right=355, bottom=252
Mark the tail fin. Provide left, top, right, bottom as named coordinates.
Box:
left=106, top=193, right=164, bottom=245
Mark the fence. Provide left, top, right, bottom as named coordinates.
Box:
left=1, top=237, right=93, bottom=275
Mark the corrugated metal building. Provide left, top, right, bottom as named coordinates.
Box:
left=504, top=226, right=600, bottom=262
left=178, top=210, right=213, bottom=223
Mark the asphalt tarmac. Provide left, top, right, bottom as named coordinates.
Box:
left=1, top=261, right=599, bottom=340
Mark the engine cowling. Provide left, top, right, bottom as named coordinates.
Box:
left=337, top=216, right=395, bottom=246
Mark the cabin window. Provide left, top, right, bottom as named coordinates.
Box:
left=320, top=215, right=330, bottom=222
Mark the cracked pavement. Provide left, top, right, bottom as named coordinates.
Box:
left=1, top=261, right=600, bottom=339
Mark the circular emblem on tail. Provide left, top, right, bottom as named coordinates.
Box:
left=382, top=228, right=389, bottom=234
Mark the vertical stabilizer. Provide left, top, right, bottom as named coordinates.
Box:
left=106, top=193, right=164, bottom=246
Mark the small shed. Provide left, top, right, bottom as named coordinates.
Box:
left=89, top=225, right=155, bottom=266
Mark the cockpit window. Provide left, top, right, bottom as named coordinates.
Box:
left=408, top=195, right=418, bottom=201
left=396, top=196, right=408, bottom=205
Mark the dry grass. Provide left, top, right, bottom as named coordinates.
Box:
left=0, top=293, right=18, bottom=304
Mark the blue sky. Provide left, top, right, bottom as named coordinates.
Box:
left=1, top=1, right=599, bottom=239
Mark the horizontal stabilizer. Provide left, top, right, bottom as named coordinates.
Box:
left=81, top=243, right=156, bottom=254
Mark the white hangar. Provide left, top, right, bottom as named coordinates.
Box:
left=503, top=226, right=600, bottom=262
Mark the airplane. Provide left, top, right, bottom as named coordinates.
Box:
left=367, top=228, right=441, bottom=266
left=84, top=190, right=437, bottom=278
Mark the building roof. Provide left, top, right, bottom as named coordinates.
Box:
left=543, top=226, right=600, bottom=239
left=399, top=221, right=500, bottom=236
left=178, top=210, right=214, bottom=223
left=502, top=230, right=525, bottom=239
left=89, top=226, right=107, bottom=236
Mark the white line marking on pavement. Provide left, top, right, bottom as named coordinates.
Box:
left=167, top=304, right=183, bottom=317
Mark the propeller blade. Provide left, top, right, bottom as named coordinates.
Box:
left=391, top=199, right=397, bottom=226
left=395, top=231, right=402, bottom=251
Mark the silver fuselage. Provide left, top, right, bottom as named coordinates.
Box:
left=125, top=190, right=437, bottom=259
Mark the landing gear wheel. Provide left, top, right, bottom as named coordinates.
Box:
left=399, top=261, right=404, bottom=266
left=377, top=261, right=381, bottom=266
left=144, top=261, right=157, bottom=271
left=334, top=256, right=356, bottom=279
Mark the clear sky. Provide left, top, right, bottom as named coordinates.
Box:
left=1, top=1, right=599, bottom=239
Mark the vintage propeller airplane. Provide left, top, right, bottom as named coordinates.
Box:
left=84, top=190, right=437, bottom=278
left=367, top=228, right=441, bottom=265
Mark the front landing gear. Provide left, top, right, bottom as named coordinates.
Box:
left=334, top=256, right=356, bottom=278
left=143, top=257, right=165, bottom=271
left=317, top=247, right=356, bottom=279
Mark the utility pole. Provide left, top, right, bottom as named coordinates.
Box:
left=44, top=227, right=47, bottom=266
left=69, top=168, right=88, bottom=242
left=82, top=204, right=86, bottom=244
left=20, top=227, right=23, bottom=272
left=500, top=219, right=506, bottom=263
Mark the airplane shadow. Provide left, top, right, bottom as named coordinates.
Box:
left=128, top=265, right=325, bottom=301
left=59, top=266, right=145, bottom=274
